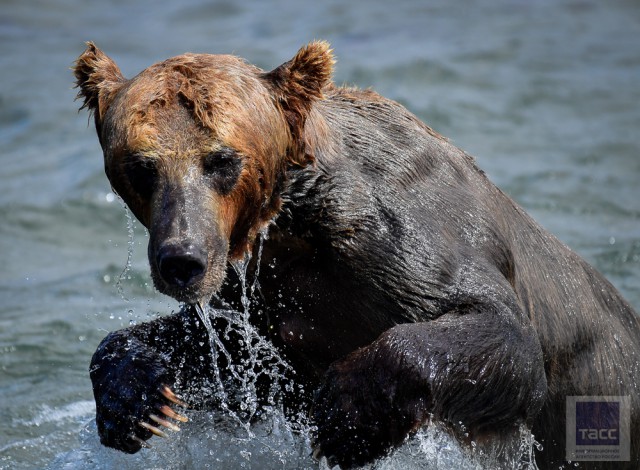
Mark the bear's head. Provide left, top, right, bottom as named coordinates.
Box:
left=74, top=42, right=334, bottom=304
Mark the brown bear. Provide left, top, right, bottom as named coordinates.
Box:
left=74, top=41, right=640, bottom=469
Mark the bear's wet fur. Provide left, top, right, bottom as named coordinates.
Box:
left=74, top=42, right=640, bottom=468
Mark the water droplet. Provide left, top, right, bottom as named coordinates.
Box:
left=115, top=203, right=135, bottom=302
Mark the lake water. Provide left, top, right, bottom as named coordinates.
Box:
left=1, top=0, right=639, bottom=468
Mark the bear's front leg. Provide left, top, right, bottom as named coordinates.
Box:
left=311, top=306, right=547, bottom=468
left=90, top=308, right=210, bottom=453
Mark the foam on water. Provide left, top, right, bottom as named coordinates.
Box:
left=18, top=401, right=95, bottom=427
left=48, top=411, right=317, bottom=470
left=48, top=414, right=541, bottom=469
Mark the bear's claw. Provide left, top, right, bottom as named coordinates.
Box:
left=129, top=435, right=152, bottom=449
left=138, top=385, right=189, bottom=438
left=159, top=404, right=189, bottom=423
left=160, top=385, right=188, bottom=408
left=139, top=421, right=169, bottom=438
left=150, top=413, right=181, bottom=432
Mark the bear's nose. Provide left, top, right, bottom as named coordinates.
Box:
left=156, top=243, right=207, bottom=288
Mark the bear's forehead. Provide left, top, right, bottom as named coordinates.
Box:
left=127, top=54, right=264, bottom=108
left=104, top=54, right=287, bottom=159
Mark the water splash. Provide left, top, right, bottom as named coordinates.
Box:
left=514, top=424, right=542, bottom=470
left=192, top=231, right=310, bottom=460
left=115, top=199, right=135, bottom=303
left=369, top=422, right=541, bottom=470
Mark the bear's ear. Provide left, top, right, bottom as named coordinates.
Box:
left=262, top=41, right=334, bottom=161
left=73, top=42, right=126, bottom=120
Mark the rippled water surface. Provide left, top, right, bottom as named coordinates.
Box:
left=1, top=0, right=639, bottom=468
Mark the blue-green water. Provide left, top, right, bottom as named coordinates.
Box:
left=1, top=0, right=639, bottom=468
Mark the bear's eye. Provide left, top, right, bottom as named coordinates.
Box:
left=124, top=156, right=158, bottom=200
left=202, top=147, right=243, bottom=195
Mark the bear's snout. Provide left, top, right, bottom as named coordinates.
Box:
left=156, top=242, right=207, bottom=289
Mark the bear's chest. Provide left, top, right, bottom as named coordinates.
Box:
left=251, top=235, right=396, bottom=373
